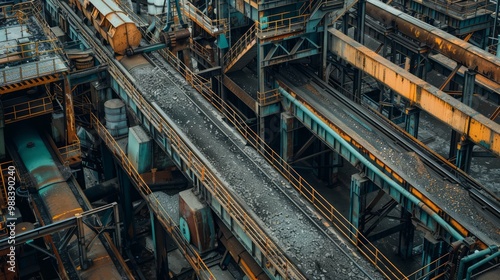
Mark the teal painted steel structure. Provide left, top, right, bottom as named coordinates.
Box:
left=277, top=86, right=464, bottom=243
left=107, top=75, right=292, bottom=280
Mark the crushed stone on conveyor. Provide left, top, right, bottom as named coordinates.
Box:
left=278, top=66, right=500, bottom=246
left=127, top=53, right=383, bottom=279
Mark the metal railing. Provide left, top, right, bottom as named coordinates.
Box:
left=413, top=0, right=493, bottom=17
left=0, top=39, right=63, bottom=62
left=73, top=14, right=307, bottom=278
left=190, top=38, right=215, bottom=65
left=149, top=29, right=459, bottom=278
left=154, top=47, right=412, bottom=279
left=257, top=89, right=281, bottom=106
left=74, top=1, right=430, bottom=276
left=3, top=1, right=67, bottom=59
left=256, top=14, right=309, bottom=37
left=1, top=56, right=65, bottom=85
left=0, top=1, right=34, bottom=19
left=223, top=22, right=257, bottom=67
left=182, top=2, right=227, bottom=36
left=92, top=114, right=216, bottom=280
left=3, top=95, right=54, bottom=123
left=58, top=141, right=82, bottom=165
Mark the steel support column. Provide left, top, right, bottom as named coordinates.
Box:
left=258, top=40, right=266, bottom=143
left=117, top=167, right=135, bottom=241
left=100, top=145, right=115, bottom=181
left=151, top=210, right=170, bottom=280
left=456, top=139, right=474, bottom=173
left=398, top=209, right=415, bottom=260
left=280, top=112, right=295, bottom=162
left=421, top=234, right=445, bottom=278
left=353, top=0, right=366, bottom=102
left=349, top=173, right=377, bottom=238
left=405, top=107, right=420, bottom=138
left=322, top=18, right=328, bottom=81
left=455, top=70, right=476, bottom=173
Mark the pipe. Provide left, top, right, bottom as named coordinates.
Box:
left=127, top=42, right=167, bottom=56
left=457, top=245, right=499, bottom=280
left=147, top=18, right=156, bottom=33
left=83, top=180, right=118, bottom=202
left=278, top=87, right=464, bottom=241
left=465, top=250, right=500, bottom=279
left=365, top=0, right=500, bottom=84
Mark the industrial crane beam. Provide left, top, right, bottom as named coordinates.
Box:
left=365, top=0, right=500, bottom=84
left=328, top=28, right=500, bottom=157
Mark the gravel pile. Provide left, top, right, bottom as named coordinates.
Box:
left=279, top=66, right=500, bottom=245
left=127, top=54, right=382, bottom=279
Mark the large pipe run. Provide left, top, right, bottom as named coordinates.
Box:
left=365, top=0, right=500, bottom=84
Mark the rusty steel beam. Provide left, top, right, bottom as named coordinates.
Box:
left=365, top=0, right=500, bottom=84
left=328, top=28, right=500, bottom=157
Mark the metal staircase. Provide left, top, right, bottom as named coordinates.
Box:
left=223, top=23, right=257, bottom=73
left=300, top=0, right=345, bottom=32
left=183, top=2, right=227, bottom=36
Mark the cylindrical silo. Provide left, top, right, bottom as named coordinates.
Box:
left=104, top=99, right=128, bottom=137
left=154, top=0, right=167, bottom=15
left=147, top=0, right=156, bottom=16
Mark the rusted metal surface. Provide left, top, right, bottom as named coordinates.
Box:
left=329, top=28, right=500, bottom=157
left=365, top=0, right=500, bottom=84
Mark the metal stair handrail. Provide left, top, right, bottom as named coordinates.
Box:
left=182, top=2, right=227, bottom=35
left=223, top=22, right=257, bottom=67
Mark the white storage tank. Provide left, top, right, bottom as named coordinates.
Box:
left=147, top=0, right=156, bottom=16
left=104, top=99, right=128, bottom=137
left=154, top=0, right=167, bottom=15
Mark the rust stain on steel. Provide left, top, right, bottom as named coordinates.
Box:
left=365, top=0, right=500, bottom=84
left=329, top=28, right=500, bottom=157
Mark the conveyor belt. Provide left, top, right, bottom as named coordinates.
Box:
left=276, top=65, right=500, bottom=247
left=126, top=50, right=382, bottom=279
left=53, top=0, right=385, bottom=278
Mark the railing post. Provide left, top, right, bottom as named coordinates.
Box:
left=75, top=213, right=89, bottom=270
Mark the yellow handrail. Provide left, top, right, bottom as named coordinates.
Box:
left=257, top=89, right=281, bottom=106
left=79, top=2, right=417, bottom=276
left=155, top=45, right=412, bottom=280
left=3, top=96, right=54, bottom=123
left=190, top=38, right=214, bottom=65
left=182, top=2, right=227, bottom=36
left=91, top=114, right=216, bottom=280
left=256, top=14, right=308, bottom=37
left=223, top=22, right=257, bottom=67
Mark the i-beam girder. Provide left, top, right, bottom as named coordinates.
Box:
left=365, top=0, right=500, bottom=85
left=328, top=28, right=500, bottom=158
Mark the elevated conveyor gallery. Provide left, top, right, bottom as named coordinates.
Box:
left=55, top=0, right=384, bottom=277
left=276, top=66, right=500, bottom=248
left=121, top=52, right=382, bottom=279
